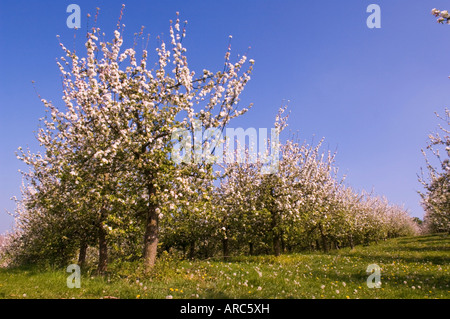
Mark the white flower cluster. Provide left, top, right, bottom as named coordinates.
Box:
left=431, top=8, right=450, bottom=24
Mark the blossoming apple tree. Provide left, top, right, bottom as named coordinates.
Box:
left=10, top=10, right=254, bottom=271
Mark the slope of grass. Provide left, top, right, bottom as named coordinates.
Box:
left=0, top=234, right=449, bottom=299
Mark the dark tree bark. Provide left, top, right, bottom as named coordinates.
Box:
left=273, top=236, right=281, bottom=256
left=349, top=235, right=355, bottom=249
left=281, top=232, right=286, bottom=253
left=97, top=174, right=110, bottom=275
left=315, top=239, right=320, bottom=251
left=188, top=240, right=196, bottom=259
left=222, top=237, right=229, bottom=261
left=318, top=223, right=329, bottom=253
left=97, top=209, right=108, bottom=274
left=78, top=240, right=87, bottom=268
left=143, top=207, right=159, bottom=271
left=143, top=183, right=159, bottom=272
left=271, top=211, right=281, bottom=256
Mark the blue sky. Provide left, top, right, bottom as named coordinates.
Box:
left=1, top=0, right=450, bottom=233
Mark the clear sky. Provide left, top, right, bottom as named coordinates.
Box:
left=1, top=0, right=450, bottom=233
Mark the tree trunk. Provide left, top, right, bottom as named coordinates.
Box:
left=271, top=210, right=281, bottom=256
left=349, top=235, right=354, bottom=249
left=182, top=244, right=186, bottom=259
left=281, top=233, right=286, bottom=253
left=318, top=223, right=328, bottom=253
left=143, top=209, right=158, bottom=272
left=287, top=244, right=292, bottom=253
left=188, top=240, right=195, bottom=259
left=273, top=236, right=281, bottom=256
left=222, top=237, right=229, bottom=261
left=334, top=241, right=339, bottom=250
left=249, top=242, right=254, bottom=256
left=97, top=174, right=109, bottom=275
left=143, top=183, right=159, bottom=272
left=78, top=240, right=87, bottom=268
left=97, top=218, right=108, bottom=274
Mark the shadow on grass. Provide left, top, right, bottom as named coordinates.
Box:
left=338, top=250, right=450, bottom=266
left=311, top=267, right=449, bottom=289
left=397, top=234, right=449, bottom=244
left=201, top=289, right=232, bottom=299
left=329, top=234, right=450, bottom=266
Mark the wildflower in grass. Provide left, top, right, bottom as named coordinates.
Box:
left=136, top=294, right=140, bottom=299
left=336, top=290, right=340, bottom=294
left=321, top=285, right=325, bottom=289
left=166, top=295, right=173, bottom=299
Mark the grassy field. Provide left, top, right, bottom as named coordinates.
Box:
left=0, top=234, right=448, bottom=299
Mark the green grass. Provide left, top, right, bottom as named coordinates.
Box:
left=0, top=234, right=449, bottom=299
